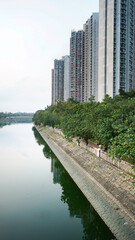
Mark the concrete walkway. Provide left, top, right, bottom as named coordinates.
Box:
left=36, top=125, right=135, bottom=240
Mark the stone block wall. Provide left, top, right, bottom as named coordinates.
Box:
left=51, top=127, right=135, bottom=175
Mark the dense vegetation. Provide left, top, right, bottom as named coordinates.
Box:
left=33, top=90, right=135, bottom=164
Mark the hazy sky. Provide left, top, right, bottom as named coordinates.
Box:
left=0, top=0, right=99, bottom=113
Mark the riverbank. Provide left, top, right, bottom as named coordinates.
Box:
left=35, top=125, right=135, bottom=240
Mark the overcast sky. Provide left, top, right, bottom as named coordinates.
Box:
left=0, top=0, right=99, bottom=113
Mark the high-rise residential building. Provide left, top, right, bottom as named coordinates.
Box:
left=53, top=59, right=64, bottom=104
left=83, top=13, right=99, bottom=102
left=51, top=57, right=70, bottom=104
left=51, top=69, right=55, bottom=104
left=83, top=19, right=90, bottom=102
left=62, top=55, right=70, bottom=101
left=98, top=0, right=135, bottom=102
left=70, top=30, right=84, bottom=102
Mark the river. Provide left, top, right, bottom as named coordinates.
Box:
left=0, top=123, right=115, bottom=240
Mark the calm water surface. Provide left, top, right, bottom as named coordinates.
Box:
left=0, top=124, right=115, bottom=240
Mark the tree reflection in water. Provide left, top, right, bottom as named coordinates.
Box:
left=32, top=127, right=115, bottom=240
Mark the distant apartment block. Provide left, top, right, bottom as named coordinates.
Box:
left=98, top=0, right=135, bottom=102
left=83, top=19, right=90, bottom=102
left=70, top=30, right=84, bottom=102
left=62, top=55, right=70, bottom=101
left=51, top=69, right=55, bottom=104
left=52, top=59, right=64, bottom=104
left=83, top=13, right=99, bottom=102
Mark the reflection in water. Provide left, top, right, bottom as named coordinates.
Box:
left=33, top=127, right=115, bottom=240
left=0, top=119, right=33, bottom=128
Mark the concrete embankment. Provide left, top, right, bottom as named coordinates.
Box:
left=35, top=125, right=135, bottom=240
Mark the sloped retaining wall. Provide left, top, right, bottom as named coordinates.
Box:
left=36, top=126, right=135, bottom=240
left=53, top=128, right=135, bottom=175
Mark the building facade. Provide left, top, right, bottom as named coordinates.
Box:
left=62, top=55, right=70, bottom=101
left=98, top=0, right=135, bottom=102
left=83, top=19, right=90, bottom=102
left=51, top=69, right=55, bottom=104
left=84, top=13, right=99, bottom=102
left=52, top=59, right=64, bottom=104
left=70, top=30, right=84, bottom=102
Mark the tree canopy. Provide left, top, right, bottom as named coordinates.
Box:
left=33, top=90, right=135, bottom=164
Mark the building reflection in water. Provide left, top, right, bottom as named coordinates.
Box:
left=32, top=127, right=115, bottom=240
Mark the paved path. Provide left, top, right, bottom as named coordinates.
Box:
left=36, top=126, right=135, bottom=240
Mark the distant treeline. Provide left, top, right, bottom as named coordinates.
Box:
left=33, top=89, right=135, bottom=165
left=0, top=112, right=34, bottom=126
left=0, top=112, right=34, bottom=117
